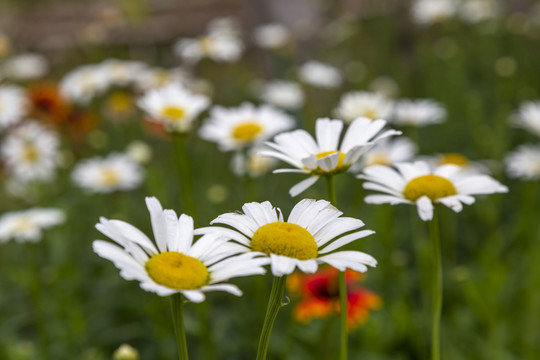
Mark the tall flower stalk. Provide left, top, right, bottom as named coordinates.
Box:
left=172, top=133, right=196, bottom=215
left=325, top=175, right=348, bottom=360
left=256, top=276, right=287, bottom=360
left=171, top=294, right=189, bottom=360
left=429, top=210, right=442, bottom=360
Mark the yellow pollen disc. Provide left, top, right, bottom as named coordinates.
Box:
left=366, top=153, right=390, bottom=166
left=22, top=145, right=38, bottom=163
left=438, top=153, right=469, bottom=167
left=13, top=218, right=33, bottom=232
left=363, top=108, right=377, bottom=120
left=232, top=122, right=263, bottom=141
left=101, top=168, right=120, bottom=186
left=109, top=91, right=133, bottom=111
left=199, top=36, right=215, bottom=54
left=403, top=174, right=457, bottom=202
left=251, top=222, right=318, bottom=260
left=145, top=252, right=209, bottom=290
left=161, top=106, right=186, bottom=121
left=316, top=151, right=347, bottom=170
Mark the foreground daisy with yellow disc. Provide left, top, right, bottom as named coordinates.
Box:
left=259, top=117, right=401, bottom=196
left=93, top=197, right=267, bottom=301
left=94, top=197, right=267, bottom=359
left=197, top=198, right=376, bottom=360
left=360, top=160, right=508, bottom=221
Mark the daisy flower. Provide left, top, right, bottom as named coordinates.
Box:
left=0, top=208, right=65, bottom=243
left=253, top=23, right=292, bottom=49
left=199, top=102, right=295, bottom=151
left=411, top=0, right=457, bottom=25
left=391, top=99, right=446, bottom=127
left=196, top=199, right=377, bottom=277
left=334, top=91, right=394, bottom=123
left=137, top=83, right=209, bottom=133
left=512, top=101, right=540, bottom=138
left=60, top=64, right=109, bottom=105
left=93, top=197, right=267, bottom=301
left=423, top=152, right=491, bottom=174
left=360, top=161, right=508, bottom=221
left=97, top=59, right=146, bottom=88
left=259, top=80, right=304, bottom=110
left=298, top=61, right=342, bottom=88
left=0, top=85, right=27, bottom=130
left=71, top=153, right=144, bottom=193
left=1, top=53, right=49, bottom=80
left=230, top=145, right=278, bottom=178
left=259, top=117, right=401, bottom=196
left=504, top=144, right=540, bottom=180
left=353, top=137, right=417, bottom=171
left=134, top=67, right=189, bottom=91
left=1, top=121, right=60, bottom=182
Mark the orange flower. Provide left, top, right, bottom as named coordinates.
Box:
left=28, top=82, right=72, bottom=123
left=287, top=267, right=381, bottom=331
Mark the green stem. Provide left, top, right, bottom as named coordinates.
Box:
left=325, top=176, right=348, bottom=360
left=172, top=133, right=196, bottom=216
left=429, top=210, right=442, bottom=360
left=256, top=276, right=287, bottom=360
left=171, top=294, right=189, bottom=360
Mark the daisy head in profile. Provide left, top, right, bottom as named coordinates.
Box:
left=137, top=83, right=210, bottom=133
left=93, top=197, right=267, bottom=302
left=359, top=160, right=508, bottom=221
left=259, top=117, right=401, bottom=196
left=0, top=208, right=65, bottom=244
left=512, top=101, right=540, bottom=138
left=391, top=99, right=446, bottom=127
left=196, top=199, right=377, bottom=277
left=199, top=102, right=295, bottom=152
left=0, top=84, right=28, bottom=130
left=71, top=153, right=144, bottom=194
left=334, top=91, right=394, bottom=124
left=504, top=144, right=540, bottom=180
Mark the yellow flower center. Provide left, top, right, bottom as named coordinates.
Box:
left=437, top=153, right=469, bottom=167
left=161, top=106, right=186, bottom=121
left=13, top=218, right=34, bottom=232
left=403, top=175, right=457, bottom=202
left=145, top=252, right=209, bottom=290
left=232, top=122, right=263, bottom=142
left=101, top=168, right=120, bottom=186
left=199, top=36, right=215, bottom=54
left=251, top=222, right=318, bottom=260
left=363, top=108, right=378, bottom=120
left=22, top=144, right=38, bottom=163
left=311, top=151, right=349, bottom=175
left=109, top=91, right=133, bottom=112
left=366, top=153, right=390, bottom=166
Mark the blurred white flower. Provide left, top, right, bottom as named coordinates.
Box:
left=231, top=145, right=278, bottom=178
left=60, top=65, right=109, bottom=105
left=425, top=152, right=491, bottom=174
left=411, top=0, right=457, bottom=25
left=113, top=344, right=139, bottom=360
left=174, top=22, right=244, bottom=64
left=504, top=144, right=540, bottom=180
left=72, top=153, right=144, bottom=193
left=458, top=0, right=499, bottom=24
left=1, top=121, right=60, bottom=182
left=354, top=137, right=417, bottom=171
left=512, top=101, right=540, bottom=138
left=253, top=23, right=291, bottom=49
left=137, top=83, right=210, bottom=133
left=0, top=85, right=27, bottom=130
left=298, top=61, right=342, bottom=88
left=98, top=59, right=147, bottom=88
left=392, top=99, right=446, bottom=127
left=334, top=91, right=394, bottom=123
left=368, top=76, right=400, bottom=98
left=0, top=208, right=65, bottom=243
left=126, top=141, right=153, bottom=164
left=134, top=67, right=189, bottom=91
left=259, top=80, right=304, bottom=110
left=200, top=102, right=295, bottom=152
left=1, top=53, right=49, bottom=80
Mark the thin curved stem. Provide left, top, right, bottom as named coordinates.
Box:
left=172, top=133, right=196, bottom=216
left=325, top=175, right=348, bottom=360
left=171, top=294, right=189, bottom=360
left=256, top=276, right=287, bottom=360
left=429, top=210, right=442, bottom=360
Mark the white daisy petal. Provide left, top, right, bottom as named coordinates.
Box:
left=416, top=196, right=434, bottom=221
left=289, top=176, right=320, bottom=197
